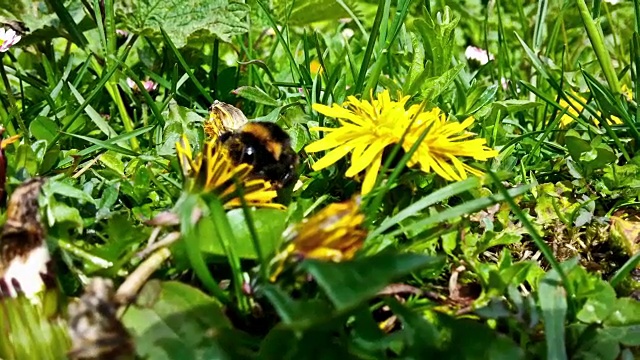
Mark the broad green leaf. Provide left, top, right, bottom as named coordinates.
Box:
left=261, top=285, right=335, bottom=328
left=96, top=184, right=120, bottom=219
left=420, top=63, right=465, bottom=101
left=576, top=281, right=616, bottom=324
left=158, top=104, right=203, bottom=156
left=494, top=99, right=542, bottom=113
left=413, top=7, right=459, bottom=76
left=30, top=117, right=58, bottom=143
left=405, top=32, right=425, bottom=94
left=565, top=131, right=593, bottom=164
left=46, top=198, right=84, bottom=231
left=302, top=253, right=444, bottom=311
left=260, top=326, right=352, bottom=359
left=178, top=193, right=227, bottom=301
left=234, top=86, right=279, bottom=107
left=287, top=122, right=309, bottom=153
left=14, top=143, right=38, bottom=175
left=385, top=298, right=440, bottom=353
left=587, top=143, right=617, bottom=170
left=98, top=152, right=125, bottom=176
left=272, top=0, right=357, bottom=25
left=116, top=0, right=249, bottom=46
left=437, top=312, right=524, bottom=359
left=465, top=85, right=499, bottom=115
left=604, top=298, right=640, bottom=327
left=538, top=269, right=568, bottom=360
left=200, top=208, right=287, bottom=259
left=477, top=230, right=523, bottom=254
left=123, top=281, right=234, bottom=360
left=91, top=214, right=149, bottom=263
left=0, top=0, right=84, bottom=43
left=43, top=178, right=95, bottom=204
left=568, top=324, right=620, bottom=360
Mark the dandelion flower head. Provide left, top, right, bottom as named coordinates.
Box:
left=175, top=136, right=283, bottom=209
left=270, top=196, right=366, bottom=281
left=305, top=90, right=498, bottom=194
left=558, top=92, right=623, bottom=127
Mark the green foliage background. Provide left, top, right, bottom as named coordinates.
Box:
left=0, top=0, right=640, bottom=359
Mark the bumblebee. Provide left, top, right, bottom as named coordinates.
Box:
left=207, top=101, right=299, bottom=189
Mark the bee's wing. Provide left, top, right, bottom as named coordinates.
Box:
left=208, top=101, right=249, bottom=136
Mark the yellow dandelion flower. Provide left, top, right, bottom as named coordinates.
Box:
left=270, top=196, right=366, bottom=281
left=406, top=109, right=498, bottom=182
left=558, top=95, right=586, bottom=128
left=558, top=93, right=623, bottom=127
left=621, top=84, right=633, bottom=102
left=305, top=90, right=497, bottom=194
left=175, top=135, right=284, bottom=210
left=309, top=59, right=323, bottom=76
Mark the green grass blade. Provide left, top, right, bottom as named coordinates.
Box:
left=575, top=0, right=620, bottom=94
left=354, top=0, right=387, bottom=95
left=539, top=268, right=569, bottom=360
left=47, top=0, right=88, bottom=47
left=486, top=169, right=576, bottom=313
left=62, top=132, right=139, bottom=156
left=368, top=177, right=480, bottom=240
left=67, top=82, right=117, bottom=137
left=389, top=183, right=530, bottom=238
left=55, top=125, right=155, bottom=168
left=609, top=252, right=640, bottom=287
left=160, top=27, right=213, bottom=104
left=208, top=195, right=249, bottom=312
left=533, top=0, right=548, bottom=51
left=179, top=192, right=231, bottom=305
left=255, top=0, right=304, bottom=86
left=47, top=60, right=121, bottom=151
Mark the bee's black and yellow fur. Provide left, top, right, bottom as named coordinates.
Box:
left=209, top=101, right=299, bottom=189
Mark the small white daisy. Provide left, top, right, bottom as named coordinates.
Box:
left=465, top=45, right=494, bottom=65
left=0, top=27, right=21, bottom=52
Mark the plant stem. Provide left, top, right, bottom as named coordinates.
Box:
left=575, top=0, right=620, bottom=94
left=0, top=57, right=28, bottom=142
left=115, top=247, right=171, bottom=308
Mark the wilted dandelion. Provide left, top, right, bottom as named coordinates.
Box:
left=175, top=136, right=284, bottom=209
left=270, top=196, right=366, bottom=281
left=0, top=178, right=53, bottom=302
left=67, top=278, right=133, bottom=360
left=305, top=90, right=498, bottom=194
left=0, top=27, right=21, bottom=52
